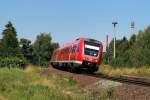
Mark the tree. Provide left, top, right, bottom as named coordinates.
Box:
left=32, top=33, right=59, bottom=66
left=0, top=22, right=27, bottom=68
left=1, top=21, right=20, bottom=57
left=0, top=39, right=3, bottom=56
left=51, top=42, right=59, bottom=52
left=19, top=38, right=33, bottom=63
left=109, top=37, right=131, bottom=67
left=130, top=26, right=150, bottom=67
left=129, top=34, right=136, bottom=46
left=108, top=26, right=150, bottom=67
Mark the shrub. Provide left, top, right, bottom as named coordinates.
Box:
left=0, top=57, right=27, bottom=68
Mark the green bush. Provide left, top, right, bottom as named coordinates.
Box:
left=0, top=57, right=27, bottom=68
left=108, top=26, right=150, bottom=67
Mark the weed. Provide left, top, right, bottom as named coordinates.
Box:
left=107, top=87, right=114, bottom=98
left=99, top=65, right=150, bottom=77
left=0, top=68, right=108, bottom=100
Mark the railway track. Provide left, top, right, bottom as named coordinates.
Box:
left=86, top=73, right=150, bottom=87
left=44, top=66, right=150, bottom=87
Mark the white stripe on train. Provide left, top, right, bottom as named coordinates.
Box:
left=50, top=60, right=82, bottom=64
left=84, top=45, right=99, bottom=50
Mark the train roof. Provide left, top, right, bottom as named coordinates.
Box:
left=56, top=38, right=102, bottom=51
left=76, top=38, right=101, bottom=44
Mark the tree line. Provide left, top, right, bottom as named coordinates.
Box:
left=0, top=21, right=59, bottom=68
left=1, top=21, right=149, bottom=68
left=103, top=25, right=150, bottom=67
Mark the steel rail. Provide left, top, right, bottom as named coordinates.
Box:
left=86, top=73, right=150, bottom=87
left=44, top=67, right=150, bottom=87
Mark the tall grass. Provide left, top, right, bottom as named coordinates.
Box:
left=24, top=64, right=41, bottom=74
left=0, top=67, right=79, bottom=100
left=99, top=65, right=150, bottom=77
left=0, top=66, right=114, bottom=100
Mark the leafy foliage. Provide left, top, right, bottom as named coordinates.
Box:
left=0, top=57, right=27, bottom=68
left=0, top=67, right=116, bottom=100
left=19, top=38, right=33, bottom=63
left=1, top=21, right=21, bottom=57
left=0, top=21, right=59, bottom=67
left=32, top=33, right=59, bottom=66
left=106, top=26, right=150, bottom=67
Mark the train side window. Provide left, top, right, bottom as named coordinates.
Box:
left=72, top=47, right=74, bottom=53
left=67, top=48, right=69, bottom=53
left=76, top=45, right=80, bottom=52
left=70, top=45, right=78, bottom=53
left=73, top=46, right=76, bottom=53
left=72, top=45, right=78, bottom=53
left=61, top=49, right=64, bottom=53
left=71, top=46, right=74, bottom=53
left=64, top=48, right=66, bottom=53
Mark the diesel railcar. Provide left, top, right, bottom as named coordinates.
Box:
left=50, top=38, right=103, bottom=73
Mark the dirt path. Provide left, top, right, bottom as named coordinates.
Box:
left=43, top=67, right=150, bottom=100
left=43, top=67, right=102, bottom=91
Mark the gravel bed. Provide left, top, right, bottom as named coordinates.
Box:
left=43, top=67, right=150, bottom=99
left=96, top=79, right=122, bottom=89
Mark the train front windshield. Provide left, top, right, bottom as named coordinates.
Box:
left=84, top=41, right=100, bottom=57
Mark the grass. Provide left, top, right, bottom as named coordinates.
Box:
left=2, top=64, right=149, bottom=100
left=24, top=64, right=41, bottom=74
left=0, top=65, right=114, bottom=100
left=99, top=65, right=150, bottom=77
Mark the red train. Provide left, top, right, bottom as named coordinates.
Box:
left=50, top=38, right=103, bottom=73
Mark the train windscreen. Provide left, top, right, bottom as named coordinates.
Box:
left=84, top=41, right=100, bottom=57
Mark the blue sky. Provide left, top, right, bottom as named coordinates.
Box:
left=0, top=0, right=150, bottom=50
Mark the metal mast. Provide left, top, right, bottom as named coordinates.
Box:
left=131, top=21, right=135, bottom=35
left=112, top=21, right=118, bottom=59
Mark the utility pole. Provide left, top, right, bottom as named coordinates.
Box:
left=106, top=34, right=110, bottom=63
left=131, top=21, right=135, bottom=35
left=38, top=40, right=41, bottom=67
left=112, top=21, right=118, bottom=59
